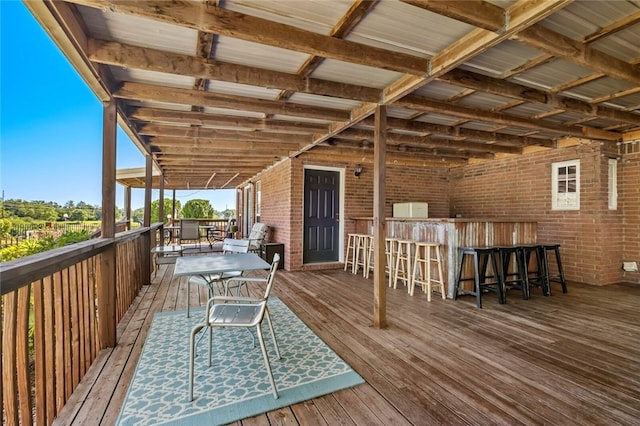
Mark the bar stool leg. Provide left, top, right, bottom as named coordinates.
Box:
left=344, top=234, right=356, bottom=273
left=385, top=238, right=395, bottom=288
left=552, top=246, right=567, bottom=293
left=473, top=252, right=482, bottom=308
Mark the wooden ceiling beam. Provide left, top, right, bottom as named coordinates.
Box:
left=338, top=128, right=523, bottom=154
left=277, top=0, right=379, bottom=101
left=361, top=116, right=556, bottom=147
left=500, top=53, right=555, bottom=79
left=306, top=146, right=469, bottom=165
left=130, top=107, right=329, bottom=133
left=156, top=160, right=267, bottom=167
left=292, top=0, right=569, bottom=163
left=582, top=11, right=640, bottom=44
left=400, top=0, right=505, bottom=31
left=72, top=0, right=428, bottom=75
left=138, top=123, right=313, bottom=143
left=514, top=25, right=640, bottom=86
left=88, top=39, right=381, bottom=103
left=149, top=136, right=304, bottom=151
left=396, top=94, right=620, bottom=141
left=401, top=0, right=640, bottom=86
left=114, top=81, right=350, bottom=121
left=383, top=0, right=569, bottom=103
left=438, top=69, right=640, bottom=126
left=153, top=147, right=296, bottom=157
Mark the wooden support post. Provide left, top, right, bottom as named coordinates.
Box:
left=143, top=154, right=152, bottom=279
left=158, top=173, right=164, bottom=248
left=99, top=100, right=117, bottom=348
left=158, top=174, right=165, bottom=224
left=123, top=185, right=131, bottom=230
left=144, top=155, right=152, bottom=228
left=172, top=190, right=176, bottom=225
left=373, top=104, right=387, bottom=329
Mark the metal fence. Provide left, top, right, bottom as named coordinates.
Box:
left=0, top=222, right=101, bottom=249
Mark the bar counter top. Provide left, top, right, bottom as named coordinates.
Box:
left=351, top=217, right=532, bottom=223
left=351, top=217, right=537, bottom=298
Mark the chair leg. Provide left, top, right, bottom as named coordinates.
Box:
left=189, top=324, right=205, bottom=402
left=264, top=309, right=281, bottom=360
left=256, top=324, right=279, bottom=399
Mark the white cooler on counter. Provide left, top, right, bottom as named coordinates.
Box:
left=393, top=202, right=428, bottom=218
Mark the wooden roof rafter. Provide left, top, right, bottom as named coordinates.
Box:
left=33, top=0, right=640, bottom=189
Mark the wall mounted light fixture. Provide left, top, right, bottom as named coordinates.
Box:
left=354, top=164, right=363, bottom=178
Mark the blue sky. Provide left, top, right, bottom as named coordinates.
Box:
left=0, top=2, right=235, bottom=211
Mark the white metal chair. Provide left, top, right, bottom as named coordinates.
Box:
left=179, top=219, right=201, bottom=250
left=188, top=238, right=251, bottom=299
left=189, top=253, right=282, bottom=401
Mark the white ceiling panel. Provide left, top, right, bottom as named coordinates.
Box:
left=78, top=5, right=197, bottom=55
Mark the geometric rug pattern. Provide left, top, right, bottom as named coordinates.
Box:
left=116, top=297, right=364, bottom=425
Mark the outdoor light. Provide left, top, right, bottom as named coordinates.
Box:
left=354, top=165, right=363, bottom=178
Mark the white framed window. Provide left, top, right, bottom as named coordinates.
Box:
left=608, top=159, right=618, bottom=210
left=552, top=160, right=580, bottom=210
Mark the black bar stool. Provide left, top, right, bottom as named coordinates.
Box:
left=541, top=244, right=568, bottom=294
left=521, top=245, right=550, bottom=296
left=496, top=246, right=529, bottom=301
left=453, top=246, right=504, bottom=308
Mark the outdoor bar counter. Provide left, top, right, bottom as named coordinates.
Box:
left=352, top=217, right=537, bottom=299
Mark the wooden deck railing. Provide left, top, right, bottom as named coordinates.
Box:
left=1, top=224, right=161, bottom=425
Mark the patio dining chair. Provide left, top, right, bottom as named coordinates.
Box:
left=207, top=220, right=233, bottom=246
left=188, top=238, right=250, bottom=298
left=247, top=223, right=269, bottom=253
left=189, top=254, right=282, bottom=401
left=179, top=219, right=201, bottom=250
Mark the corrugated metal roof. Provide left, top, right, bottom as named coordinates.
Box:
left=311, top=59, right=402, bottom=88
left=412, top=81, right=469, bottom=100
left=225, top=0, right=354, bottom=34
left=456, top=92, right=515, bottom=110
left=35, top=0, right=640, bottom=189
left=215, top=37, right=309, bottom=73
left=78, top=6, right=197, bottom=55
left=510, top=59, right=594, bottom=91
left=111, top=68, right=195, bottom=89
left=347, top=1, right=471, bottom=57
left=564, top=76, right=636, bottom=103
left=207, top=81, right=282, bottom=100
left=464, top=40, right=544, bottom=77
left=540, top=1, right=640, bottom=40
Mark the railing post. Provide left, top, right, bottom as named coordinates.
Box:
left=143, top=155, right=153, bottom=280
left=100, top=100, right=117, bottom=348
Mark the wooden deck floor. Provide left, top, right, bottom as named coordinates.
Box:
left=56, top=263, right=640, bottom=425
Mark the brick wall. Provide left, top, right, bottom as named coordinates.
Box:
left=253, top=159, right=293, bottom=270
left=254, top=156, right=450, bottom=271
left=621, top=141, right=640, bottom=283
left=450, top=140, right=626, bottom=285
left=250, top=141, right=638, bottom=284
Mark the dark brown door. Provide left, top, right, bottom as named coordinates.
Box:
left=303, top=169, right=340, bottom=263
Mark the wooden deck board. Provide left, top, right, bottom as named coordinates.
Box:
left=55, top=264, right=640, bottom=425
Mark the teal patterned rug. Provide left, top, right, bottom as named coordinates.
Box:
left=116, top=297, right=364, bottom=425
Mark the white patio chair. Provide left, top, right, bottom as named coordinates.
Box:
left=189, top=253, right=282, bottom=401
left=188, top=238, right=250, bottom=299
left=179, top=219, right=201, bottom=250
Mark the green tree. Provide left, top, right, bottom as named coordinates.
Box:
left=151, top=199, right=182, bottom=223
left=182, top=199, right=213, bottom=218
left=70, top=209, right=88, bottom=221
left=0, top=218, right=11, bottom=238
left=131, top=207, right=145, bottom=225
